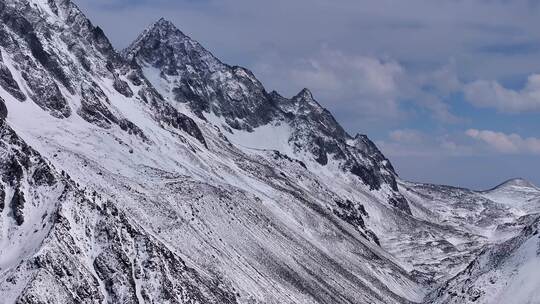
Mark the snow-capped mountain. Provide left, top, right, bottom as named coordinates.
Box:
left=481, top=178, right=540, bottom=215
left=125, top=17, right=410, bottom=214
left=0, top=0, right=539, bottom=303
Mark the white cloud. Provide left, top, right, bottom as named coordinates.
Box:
left=282, top=48, right=405, bottom=119
left=466, top=129, right=540, bottom=154
left=254, top=47, right=463, bottom=125
left=381, top=128, right=540, bottom=159
left=464, top=74, right=540, bottom=113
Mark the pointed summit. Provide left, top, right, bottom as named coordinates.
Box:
left=293, top=88, right=315, bottom=101
left=124, top=17, right=272, bottom=130
left=123, top=18, right=191, bottom=60
left=148, top=18, right=185, bottom=36
left=287, top=88, right=329, bottom=115
left=154, top=17, right=175, bottom=27
left=124, top=17, right=223, bottom=76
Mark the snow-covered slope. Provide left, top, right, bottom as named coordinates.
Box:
left=482, top=178, right=540, bottom=215
left=397, top=181, right=526, bottom=283
left=423, top=180, right=540, bottom=304
left=427, top=216, right=540, bottom=304
left=0, top=0, right=539, bottom=303
left=0, top=117, right=236, bottom=304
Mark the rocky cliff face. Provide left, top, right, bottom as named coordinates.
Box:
left=124, top=18, right=275, bottom=130
left=1, top=1, right=539, bottom=303
left=0, top=0, right=205, bottom=145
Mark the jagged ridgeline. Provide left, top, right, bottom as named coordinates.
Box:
left=124, top=18, right=409, bottom=208
left=1, top=0, right=539, bottom=304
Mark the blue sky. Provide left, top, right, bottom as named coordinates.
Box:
left=74, top=0, right=540, bottom=189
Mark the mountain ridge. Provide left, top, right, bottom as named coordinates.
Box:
left=125, top=18, right=409, bottom=212
left=487, top=177, right=539, bottom=192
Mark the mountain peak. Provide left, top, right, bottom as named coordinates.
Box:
left=491, top=178, right=538, bottom=191
left=125, top=18, right=187, bottom=55
left=151, top=18, right=179, bottom=32
left=142, top=17, right=187, bottom=40
left=123, top=17, right=210, bottom=67
left=294, top=88, right=314, bottom=101
left=156, top=17, right=172, bottom=24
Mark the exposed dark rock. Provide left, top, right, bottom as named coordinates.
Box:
left=351, top=164, right=381, bottom=191
left=21, top=69, right=71, bottom=119
left=0, top=5, right=73, bottom=94
left=366, top=230, right=381, bottom=246
left=10, top=187, right=25, bottom=225
left=119, top=118, right=148, bottom=142
left=1, top=154, right=24, bottom=186
left=354, top=135, right=396, bottom=173
left=332, top=198, right=380, bottom=245
left=333, top=198, right=367, bottom=230
left=85, top=198, right=238, bottom=304
left=0, top=5, right=433, bottom=304
left=158, top=103, right=207, bottom=148
left=0, top=95, right=7, bottom=120
left=127, top=70, right=143, bottom=86
left=0, top=50, right=26, bottom=101
left=427, top=217, right=540, bottom=304
left=272, top=150, right=307, bottom=169
left=113, top=76, right=134, bottom=97
left=313, top=137, right=329, bottom=166
left=72, top=47, right=92, bottom=72
left=32, top=163, right=57, bottom=186
left=25, top=31, right=73, bottom=93
left=389, top=195, right=412, bottom=215
left=1, top=1, right=539, bottom=302
left=91, top=26, right=115, bottom=55
left=78, top=82, right=117, bottom=128
left=0, top=64, right=26, bottom=101
left=93, top=251, right=139, bottom=303
left=0, top=182, right=5, bottom=212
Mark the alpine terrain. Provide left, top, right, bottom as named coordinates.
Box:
left=0, top=0, right=538, bottom=303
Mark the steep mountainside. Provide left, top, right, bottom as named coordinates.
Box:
left=0, top=117, right=237, bottom=304
left=0, top=0, right=539, bottom=303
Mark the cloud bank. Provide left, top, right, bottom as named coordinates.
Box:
left=466, top=129, right=540, bottom=154
left=464, top=74, right=540, bottom=113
